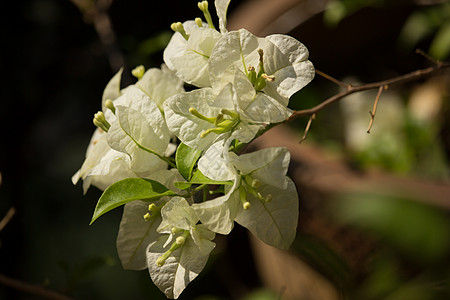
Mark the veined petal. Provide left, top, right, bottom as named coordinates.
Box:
left=209, top=29, right=269, bottom=92
left=169, top=27, right=221, bottom=87
left=164, top=88, right=223, bottom=151
left=241, top=92, right=293, bottom=123
left=147, top=235, right=213, bottom=299
left=190, top=224, right=216, bottom=256
left=232, top=147, right=290, bottom=189
left=263, top=34, right=315, bottom=100
left=136, top=66, right=184, bottom=110
left=192, top=179, right=240, bottom=235
left=163, top=21, right=200, bottom=71
left=72, top=129, right=137, bottom=193
left=198, top=140, right=235, bottom=181
left=215, top=0, right=231, bottom=33
left=106, top=86, right=171, bottom=173
left=116, top=199, right=163, bottom=271
left=235, top=178, right=298, bottom=249
left=158, top=197, right=198, bottom=233
left=102, top=68, right=123, bottom=111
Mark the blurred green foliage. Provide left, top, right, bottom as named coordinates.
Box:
left=333, top=192, right=450, bottom=299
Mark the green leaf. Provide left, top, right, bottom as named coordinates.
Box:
left=173, top=169, right=233, bottom=190
left=90, top=178, right=176, bottom=224
left=175, top=143, right=202, bottom=180
left=191, top=169, right=232, bottom=185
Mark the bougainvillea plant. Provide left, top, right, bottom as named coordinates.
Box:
left=73, top=0, right=314, bottom=298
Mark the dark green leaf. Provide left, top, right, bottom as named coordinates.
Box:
left=175, top=143, right=202, bottom=180
left=173, top=169, right=233, bottom=190
left=90, top=178, right=176, bottom=224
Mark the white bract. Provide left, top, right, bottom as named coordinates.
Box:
left=148, top=197, right=215, bottom=298
left=71, top=128, right=137, bottom=194
left=136, top=65, right=184, bottom=111
left=163, top=0, right=231, bottom=87
left=73, top=0, right=314, bottom=298
left=72, top=69, right=136, bottom=193
left=194, top=145, right=298, bottom=249
left=164, top=87, right=262, bottom=151
left=209, top=28, right=315, bottom=123
left=116, top=169, right=185, bottom=271
left=106, top=85, right=172, bottom=174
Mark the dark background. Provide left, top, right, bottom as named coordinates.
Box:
left=1, top=0, right=449, bottom=299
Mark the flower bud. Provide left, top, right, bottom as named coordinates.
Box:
left=104, top=99, right=115, bottom=114
left=195, top=17, right=203, bottom=27
left=176, top=236, right=186, bottom=245
left=131, top=65, right=145, bottom=80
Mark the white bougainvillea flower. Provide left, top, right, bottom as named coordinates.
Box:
left=71, top=128, right=137, bottom=194
left=74, top=65, right=182, bottom=192
left=164, top=87, right=262, bottom=151
left=192, top=174, right=241, bottom=235
left=106, top=85, right=173, bottom=174
left=147, top=196, right=215, bottom=299
left=136, top=65, right=184, bottom=111
left=73, top=69, right=136, bottom=193
left=235, top=177, right=298, bottom=249
left=163, top=0, right=231, bottom=87
left=208, top=28, right=315, bottom=122
left=116, top=169, right=186, bottom=271
left=165, top=26, right=221, bottom=87
left=195, top=144, right=298, bottom=249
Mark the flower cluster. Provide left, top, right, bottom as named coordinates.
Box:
left=73, top=1, right=314, bottom=298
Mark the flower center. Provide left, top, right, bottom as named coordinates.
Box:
left=246, top=49, right=275, bottom=92
left=189, top=107, right=240, bottom=138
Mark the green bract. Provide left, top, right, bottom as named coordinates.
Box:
left=73, top=0, right=314, bottom=298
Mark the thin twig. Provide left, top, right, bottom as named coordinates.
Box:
left=0, top=273, right=76, bottom=300
left=0, top=207, right=15, bottom=232
left=315, top=69, right=350, bottom=89
left=416, top=49, right=439, bottom=65
left=70, top=0, right=124, bottom=71
left=367, top=85, right=386, bottom=133
left=288, top=60, right=450, bottom=122
left=300, top=114, right=315, bottom=143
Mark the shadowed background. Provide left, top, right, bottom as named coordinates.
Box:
left=1, top=0, right=449, bottom=299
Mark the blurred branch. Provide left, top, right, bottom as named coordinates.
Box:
left=0, top=207, right=15, bottom=232
left=252, top=125, right=450, bottom=211
left=0, top=273, right=76, bottom=300
left=70, top=0, right=125, bottom=71
left=366, top=85, right=386, bottom=134
left=288, top=58, right=450, bottom=122
left=300, top=113, right=315, bottom=143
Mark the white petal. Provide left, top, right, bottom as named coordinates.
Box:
left=147, top=235, right=213, bottom=299
left=107, top=87, right=171, bottom=173
left=164, top=88, right=222, bottom=151
left=235, top=178, right=298, bottom=249
left=163, top=21, right=199, bottom=71
left=136, top=67, right=184, bottom=110
left=242, top=93, right=292, bottom=123
left=102, top=68, right=123, bottom=110
left=116, top=200, right=163, bottom=270
left=158, top=197, right=198, bottom=233
left=198, top=140, right=235, bottom=181
left=215, top=0, right=231, bottom=33
left=263, top=34, right=315, bottom=100
left=190, top=224, right=216, bottom=256
left=192, top=177, right=240, bottom=234
left=169, top=27, right=221, bottom=87
left=233, top=147, right=290, bottom=189
left=209, top=29, right=269, bottom=91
